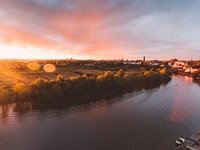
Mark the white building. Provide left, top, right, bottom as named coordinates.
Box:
left=172, top=61, right=185, bottom=68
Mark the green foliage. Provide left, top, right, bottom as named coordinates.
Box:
left=32, top=78, right=47, bottom=87
left=0, top=88, right=10, bottom=103
left=160, top=68, right=167, bottom=75
left=14, top=83, right=32, bottom=101
left=97, top=75, right=104, bottom=80
left=82, top=74, right=88, bottom=78
left=193, top=71, right=200, bottom=80
left=143, top=71, right=151, bottom=77
left=117, top=69, right=125, bottom=77
left=56, top=74, right=64, bottom=82
left=14, top=83, right=26, bottom=93
left=0, top=68, right=171, bottom=103
left=104, top=71, right=114, bottom=78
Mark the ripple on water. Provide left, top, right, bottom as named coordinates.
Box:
left=0, top=75, right=200, bottom=150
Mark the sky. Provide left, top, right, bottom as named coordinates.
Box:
left=0, top=0, right=200, bottom=60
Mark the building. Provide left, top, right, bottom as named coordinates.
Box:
left=143, top=56, right=145, bottom=62
left=172, top=61, right=185, bottom=68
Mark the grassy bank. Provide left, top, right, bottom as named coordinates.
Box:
left=0, top=68, right=171, bottom=104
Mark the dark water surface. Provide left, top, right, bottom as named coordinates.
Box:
left=0, top=75, right=200, bottom=150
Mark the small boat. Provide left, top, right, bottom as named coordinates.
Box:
left=176, top=137, right=186, bottom=146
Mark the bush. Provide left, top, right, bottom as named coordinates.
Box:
left=160, top=68, right=167, bottom=75
left=117, top=69, right=125, bottom=77
left=56, top=74, right=64, bottom=82
left=143, top=71, right=151, bottom=77
left=14, top=83, right=32, bottom=101
left=104, top=71, right=114, bottom=78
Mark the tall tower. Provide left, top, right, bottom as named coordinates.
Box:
left=143, top=56, right=145, bottom=62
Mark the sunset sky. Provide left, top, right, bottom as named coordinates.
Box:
left=0, top=0, right=200, bottom=60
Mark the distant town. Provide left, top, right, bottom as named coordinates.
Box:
left=0, top=57, right=200, bottom=83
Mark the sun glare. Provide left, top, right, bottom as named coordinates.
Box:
left=0, top=44, right=29, bottom=59
left=27, top=62, right=40, bottom=71
left=43, top=64, right=56, bottom=72
left=0, top=44, right=52, bottom=59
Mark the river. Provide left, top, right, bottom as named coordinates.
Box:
left=0, top=75, right=200, bottom=150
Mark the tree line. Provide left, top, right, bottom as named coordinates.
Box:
left=0, top=68, right=171, bottom=103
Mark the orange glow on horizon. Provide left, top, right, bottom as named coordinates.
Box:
left=0, top=43, right=84, bottom=60
left=0, top=43, right=127, bottom=60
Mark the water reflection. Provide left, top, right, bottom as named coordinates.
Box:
left=184, top=76, right=193, bottom=83
left=0, top=80, right=167, bottom=122
left=169, top=75, right=200, bottom=122
left=0, top=75, right=200, bottom=150
left=0, top=103, right=32, bottom=125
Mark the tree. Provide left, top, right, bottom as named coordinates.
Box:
left=0, top=88, right=10, bottom=103
left=117, top=69, right=125, bottom=77
left=104, top=71, right=113, bottom=78
left=143, top=71, right=151, bottom=77
left=56, top=74, right=64, bottom=82
left=14, top=83, right=32, bottom=100
left=160, top=68, right=167, bottom=75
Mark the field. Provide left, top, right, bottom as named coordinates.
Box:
left=0, top=60, right=143, bottom=90
left=0, top=60, right=172, bottom=104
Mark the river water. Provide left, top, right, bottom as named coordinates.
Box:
left=0, top=75, right=200, bottom=150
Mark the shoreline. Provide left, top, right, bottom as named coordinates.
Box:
left=0, top=78, right=171, bottom=107
left=0, top=69, right=171, bottom=104
left=176, top=71, right=200, bottom=82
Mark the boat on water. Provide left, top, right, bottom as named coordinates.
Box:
left=176, top=137, right=186, bottom=146
left=175, top=131, right=200, bottom=150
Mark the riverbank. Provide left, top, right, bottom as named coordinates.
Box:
left=0, top=68, right=171, bottom=104
left=1, top=75, right=199, bottom=150
left=176, top=71, right=200, bottom=82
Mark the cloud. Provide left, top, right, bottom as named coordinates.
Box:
left=0, top=0, right=200, bottom=59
